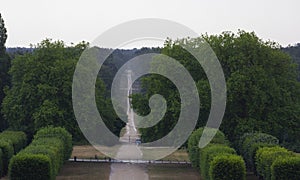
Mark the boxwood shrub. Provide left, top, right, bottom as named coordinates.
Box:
left=0, top=131, right=27, bottom=176
left=0, top=139, right=14, bottom=175
left=31, top=137, right=65, bottom=168
left=238, top=132, right=279, bottom=170
left=188, top=127, right=228, bottom=167
left=0, top=149, right=3, bottom=177
left=209, top=154, right=246, bottom=180
left=34, top=126, right=72, bottom=160
left=9, top=153, right=52, bottom=180
left=248, top=142, right=277, bottom=172
left=271, top=156, right=300, bottom=180
left=0, top=131, right=27, bottom=154
left=9, top=127, right=72, bottom=180
left=199, top=144, right=236, bottom=180
left=255, top=146, right=294, bottom=180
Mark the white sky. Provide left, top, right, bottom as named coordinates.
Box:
left=1, top=0, right=299, bottom=47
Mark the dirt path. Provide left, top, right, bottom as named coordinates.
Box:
left=109, top=69, right=149, bottom=180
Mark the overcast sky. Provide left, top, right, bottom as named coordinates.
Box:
left=1, top=0, right=299, bottom=47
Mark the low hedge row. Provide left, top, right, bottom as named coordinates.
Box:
left=34, top=126, right=72, bottom=160
left=271, top=156, right=300, bottom=179
left=9, top=127, right=72, bottom=180
left=0, top=131, right=27, bottom=154
left=187, top=127, right=228, bottom=167
left=199, top=144, right=246, bottom=180
left=0, top=131, right=27, bottom=176
left=255, top=146, right=297, bottom=180
left=238, top=132, right=300, bottom=179
left=238, top=132, right=279, bottom=170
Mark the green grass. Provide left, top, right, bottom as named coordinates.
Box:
left=56, top=162, right=111, bottom=179
left=148, top=164, right=201, bottom=180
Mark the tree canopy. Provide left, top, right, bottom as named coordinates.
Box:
left=1, top=40, right=124, bottom=141
left=132, top=31, right=300, bottom=150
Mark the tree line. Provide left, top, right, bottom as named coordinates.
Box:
left=132, top=31, right=300, bottom=151
left=1, top=12, right=300, bottom=151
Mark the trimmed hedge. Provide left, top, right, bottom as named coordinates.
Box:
left=9, top=153, right=52, bottom=180
left=0, top=131, right=27, bottom=154
left=255, top=146, right=294, bottom=180
left=187, top=127, right=228, bottom=167
left=0, top=139, right=14, bottom=175
left=271, top=156, right=300, bottom=180
left=209, top=154, right=246, bottom=180
left=238, top=132, right=279, bottom=170
left=0, top=149, right=3, bottom=177
left=248, top=142, right=277, bottom=173
left=9, top=127, right=72, bottom=180
left=199, top=144, right=237, bottom=180
left=0, top=131, right=27, bottom=176
left=34, top=126, right=72, bottom=160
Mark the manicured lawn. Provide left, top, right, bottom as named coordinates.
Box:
left=56, top=162, right=111, bottom=180
left=148, top=164, right=201, bottom=180
left=72, top=145, right=190, bottom=161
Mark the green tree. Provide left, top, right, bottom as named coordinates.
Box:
left=132, top=31, right=300, bottom=148
left=0, top=13, right=10, bottom=131
left=0, top=13, right=7, bottom=53
left=2, top=39, right=125, bottom=141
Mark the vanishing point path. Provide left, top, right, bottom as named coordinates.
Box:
left=109, top=70, right=149, bottom=180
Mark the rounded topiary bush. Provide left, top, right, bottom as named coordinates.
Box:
left=188, top=127, right=228, bottom=167
left=255, top=146, right=294, bottom=180
left=0, top=131, right=27, bottom=154
left=271, top=156, right=300, bottom=180
left=238, top=132, right=279, bottom=170
left=200, top=144, right=236, bottom=180
left=209, top=154, right=246, bottom=180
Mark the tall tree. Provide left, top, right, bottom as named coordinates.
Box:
left=132, top=31, right=300, bottom=150
left=2, top=39, right=125, bottom=141
left=0, top=13, right=10, bottom=131
left=0, top=13, right=7, bottom=54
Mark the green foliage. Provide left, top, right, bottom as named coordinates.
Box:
left=0, top=139, right=13, bottom=175
left=255, top=146, right=294, bottom=180
left=282, top=43, right=300, bottom=81
left=8, top=127, right=72, bottom=179
left=132, top=31, right=300, bottom=148
left=271, top=156, right=300, bottom=180
left=209, top=154, right=246, bottom=180
left=0, top=13, right=7, bottom=54
left=34, top=126, right=72, bottom=160
left=248, top=143, right=277, bottom=173
left=187, top=127, right=228, bottom=167
left=0, top=131, right=27, bottom=154
left=0, top=149, right=3, bottom=177
left=0, top=131, right=27, bottom=177
left=23, top=144, right=62, bottom=177
left=238, top=132, right=279, bottom=170
left=0, top=13, right=10, bottom=131
left=199, top=144, right=236, bottom=180
left=9, top=153, right=52, bottom=180
left=187, top=127, right=204, bottom=167
left=2, top=39, right=125, bottom=141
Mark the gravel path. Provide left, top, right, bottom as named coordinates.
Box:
left=109, top=70, right=149, bottom=180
